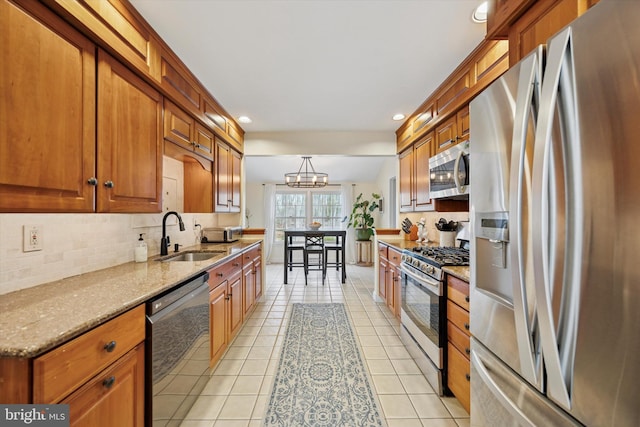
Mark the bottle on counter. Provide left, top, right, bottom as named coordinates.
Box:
left=134, top=233, right=148, bottom=263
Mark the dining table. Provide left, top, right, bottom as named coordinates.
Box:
left=283, top=229, right=347, bottom=284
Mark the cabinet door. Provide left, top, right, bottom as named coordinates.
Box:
left=230, top=148, right=242, bottom=212
left=486, top=0, right=536, bottom=39
left=0, top=0, right=96, bottom=212
left=254, top=258, right=262, bottom=300
left=63, top=344, right=145, bottom=427
left=435, top=115, right=458, bottom=154
left=456, top=105, right=470, bottom=143
left=163, top=99, right=195, bottom=151
left=242, top=262, right=255, bottom=317
left=215, top=139, right=231, bottom=212
left=227, top=271, right=243, bottom=340
left=508, top=0, right=589, bottom=66
left=209, top=283, right=228, bottom=367
left=97, top=50, right=162, bottom=213
left=399, top=148, right=414, bottom=212
left=386, top=264, right=398, bottom=315
left=194, top=123, right=214, bottom=161
left=414, top=133, right=433, bottom=211
left=378, top=256, right=388, bottom=300
left=447, top=342, right=471, bottom=413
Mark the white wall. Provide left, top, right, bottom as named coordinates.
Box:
left=246, top=131, right=396, bottom=156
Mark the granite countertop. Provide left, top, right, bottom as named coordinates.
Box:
left=377, top=236, right=470, bottom=282
left=0, top=238, right=262, bottom=359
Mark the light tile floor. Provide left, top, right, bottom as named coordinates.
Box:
left=180, top=263, right=470, bottom=427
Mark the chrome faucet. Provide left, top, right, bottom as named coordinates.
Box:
left=161, top=211, right=186, bottom=256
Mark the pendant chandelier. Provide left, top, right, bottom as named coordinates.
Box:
left=284, top=156, right=328, bottom=188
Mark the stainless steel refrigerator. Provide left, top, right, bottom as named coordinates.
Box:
left=469, top=0, right=640, bottom=425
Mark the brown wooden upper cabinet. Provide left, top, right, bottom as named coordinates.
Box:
left=215, top=140, right=241, bottom=213
left=163, top=99, right=214, bottom=161
left=0, top=1, right=161, bottom=213
left=399, top=132, right=434, bottom=213
left=508, top=0, right=596, bottom=66
left=395, top=39, right=507, bottom=153
left=97, top=50, right=163, bottom=213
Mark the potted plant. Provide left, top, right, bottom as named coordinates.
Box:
left=347, top=192, right=381, bottom=241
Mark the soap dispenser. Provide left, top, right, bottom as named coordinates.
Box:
left=134, top=233, right=148, bottom=263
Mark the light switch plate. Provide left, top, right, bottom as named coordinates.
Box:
left=23, top=224, right=43, bottom=252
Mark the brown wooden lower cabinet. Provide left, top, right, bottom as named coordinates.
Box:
left=446, top=275, right=471, bottom=413
left=377, top=243, right=401, bottom=318
left=63, top=343, right=145, bottom=427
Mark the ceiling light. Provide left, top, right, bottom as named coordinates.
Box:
left=284, top=157, right=328, bottom=188
left=392, top=113, right=406, bottom=121
left=238, top=116, right=252, bottom=124
left=473, top=1, right=488, bottom=23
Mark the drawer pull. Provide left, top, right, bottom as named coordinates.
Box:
left=464, top=323, right=470, bottom=330
left=465, top=347, right=471, bottom=355
left=102, top=376, right=116, bottom=389
left=216, top=273, right=224, bottom=277
left=103, top=341, right=117, bottom=353
left=233, top=263, right=240, bottom=267
left=465, top=296, right=470, bottom=302
left=465, top=373, right=470, bottom=381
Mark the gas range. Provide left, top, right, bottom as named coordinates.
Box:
left=401, top=245, right=469, bottom=282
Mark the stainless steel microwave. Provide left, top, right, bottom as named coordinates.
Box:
left=429, top=141, right=469, bottom=199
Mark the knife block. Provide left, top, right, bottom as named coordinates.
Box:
left=405, top=224, right=418, bottom=241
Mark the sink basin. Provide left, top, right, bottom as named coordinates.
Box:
left=160, top=251, right=224, bottom=262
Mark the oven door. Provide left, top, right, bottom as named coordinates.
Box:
left=429, top=141, right=469, bottom=199
left=400, top=265, right=445, bottom=368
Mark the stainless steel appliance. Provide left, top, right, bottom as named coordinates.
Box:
left=469, top=1, right=640, bottom=425
left=201, top=226, right=242, bottom=243
left=400, top=245, right=469, bottom=395
left=429, top=141, right=469, bottom=200
left=146, top=272, right=210, bottom=426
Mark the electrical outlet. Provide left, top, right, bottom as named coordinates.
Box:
left=23, top=224, right=43, bottom=252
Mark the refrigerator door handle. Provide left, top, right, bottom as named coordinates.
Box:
left=509, top=50, right=541, bottom=388
left=532, top=27, right=582, bottom=411
left=471, top=351, right=536, bottom=427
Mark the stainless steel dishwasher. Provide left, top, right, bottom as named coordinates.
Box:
left=145, top=272, right=210, bottom=427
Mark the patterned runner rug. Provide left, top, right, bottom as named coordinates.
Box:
left=264, top=303, right=385, bottom=427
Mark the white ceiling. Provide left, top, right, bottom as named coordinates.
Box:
left=129, top=0, right=487, bottom=182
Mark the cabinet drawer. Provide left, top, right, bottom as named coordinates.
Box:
left=33, top=305, right=145, bottom=403
left=388, top=247, right=402, bottom=267
left=378, top=243, right=388, bottom=259
left=208, top=254, right=242, bottom=289
left=447, top=342, right=471, bottom=413
left=447, top=300, right=470, bottom=337
left=447, top=275, right=469, bottom=311
left=447, top=320, right=470, bottom=360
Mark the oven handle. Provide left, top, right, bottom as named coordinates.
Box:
left=453, top=149, right=466, bottom=194
left=401, top=265, right=442, bottom=296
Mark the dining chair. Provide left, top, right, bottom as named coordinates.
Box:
left=286, top=235, right=305, bottom=272
left=303, top=233, right=325, bottom=285
left=324, top=233, right=345, bottom=279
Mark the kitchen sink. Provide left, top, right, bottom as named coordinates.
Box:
left=159, top=251, right=225, bottom=262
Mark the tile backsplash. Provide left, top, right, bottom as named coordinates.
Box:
left=0, top=213, right=221, bottom=295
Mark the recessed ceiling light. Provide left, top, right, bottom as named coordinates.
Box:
left=392, top=113, right=406, bottom=121
left=472, top=1, right=488, bottom=23
left=238, top=116, right=252, bottom=124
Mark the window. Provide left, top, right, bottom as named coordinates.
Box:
left=274, top=189, right=343, bottom=242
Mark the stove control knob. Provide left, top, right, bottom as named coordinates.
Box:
left=426, top=265, right=435, bottom=274
left=412, top=259, right=420, bottom=268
